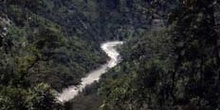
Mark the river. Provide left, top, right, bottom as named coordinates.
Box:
left=57, top=41, right=123, bottom=103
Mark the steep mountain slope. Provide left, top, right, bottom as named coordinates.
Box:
left=0, top=1, right=106, bottom=109
left=66, top=1, right=220, bottom=110
left=99, top=1, right=220, bottom=110
left=1, top=0, right=219, bottom=110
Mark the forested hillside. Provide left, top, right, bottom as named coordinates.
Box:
left=67, top=0, right=220, bottom=110
left=0, top=0, right=220, bottom=110
left=0, top=0, right=108, bottom=109
left=99, top=0, right=220, bottom=110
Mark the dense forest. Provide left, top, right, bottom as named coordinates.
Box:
left=0, top=0, right=109, bottom=109
left=0, top=0, right=220, bottom=110
left=99, top=1, right=220, bottom=110
left=66, top=0, right=220, bottom=110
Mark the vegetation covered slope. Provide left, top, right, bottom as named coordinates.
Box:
left=99, top=0, right=220, bottom=110
left=66, top=0, right=219, bottom=110
left=0, top=0, right=220, bottom=110
left=0, top=0, right=110, bottom=109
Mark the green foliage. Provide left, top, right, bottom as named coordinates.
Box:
left=167, top=0, right=220, bottom=109
left=0, top=0, right=111, bottom=109
left=98, top=1, right=220, bottom=110
left=26, top=83, right=62, bottom=110
left=99, top=30, right=173, bottom=110
left=0, top=84, right=63, bottom=110
left=0, top=0, right=107, bottom=90
left=1, top=0, right=219, bottom=110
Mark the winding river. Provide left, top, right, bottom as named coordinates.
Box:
left=57, top=41, right=123, bottom=103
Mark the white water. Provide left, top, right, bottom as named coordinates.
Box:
left=57, top=41, right=123, bottom=103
